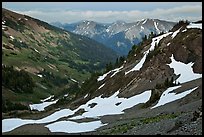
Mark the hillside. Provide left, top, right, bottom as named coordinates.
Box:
left=2, top=20, right=202, bottom=135
left=52, top=19, right=176, bottom=55
left=2, top=8, right=118, bottom=113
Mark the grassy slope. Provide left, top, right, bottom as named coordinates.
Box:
left=2, top=8, right=118, bottom=108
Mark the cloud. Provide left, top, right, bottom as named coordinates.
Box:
left=13, top=5, right=202, bottom=23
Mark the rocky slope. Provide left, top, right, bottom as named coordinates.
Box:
left=52, top=19, right=176, bottom=55
left=2, top=20, right=202, bottom=135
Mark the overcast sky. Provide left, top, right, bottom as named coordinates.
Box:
left=2, top=2, right=202, bottom=24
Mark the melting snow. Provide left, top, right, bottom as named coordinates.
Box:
left=125, top=32, right=173, bottom=75
left=29, top=99, right=59, bottom=111
left=64, top=94, right=69, bottom=97
left=171, top=28, right=181, bottom=39
left=40, top=95, right=54, bottom=102
left=2, top=119, right=35, bottom=133
left=84, top=94, right=88, bottom=98
left=110, top=66, right=124, bottom=77
left=2, top=109, right=75, bottom=133
left=69, top=90, right=151, bottom=119
left=125, top=54, right=147, bottom=75
left=167, top=54, right=202, bottom=83
left=71, top=78, right=78, bottom=83
left=45, top=120, right=106, bottom=133
left=34, top=48, right=40, bottom=53
left=154, top=22, right=160, bottom=33
left=98, top=83, right=105, bottom=90
left=97, top=71, right=111, bottom=81
left=182, top=29, right=187, bottom=32
left=97, top=66, right=123, bottom=81
left=37, top=74, right=43, bottom=78
left=151, top=86, right=198, bottom=109
left=9, top=36, right=15, bottom=40
left=142, top=19, right=147, bottom=24
left=187, top=23, right=202, bottom=29
left=2, top=89, right=151, bottom=133
left=167, top=43, right=171, bottom=46
left=2, top=20, right=6, bottom=24
left=24, top=18, right=28, bottom=21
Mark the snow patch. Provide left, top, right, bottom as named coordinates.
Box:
left=98, top=83, right=105, bottom=90
left=45, top=120, right=106, bottom=133
left=64, top=94, right=68, bottom=97
left=29, top=99, right=59, bottom=111
left=84, top=94, right=88, bottom=98
left=34, top=48, right=40, bottom=53
left=125, top=54, right=147, bottom=75
left=2, top=20, right=6, bottom=24
left=71, top=78, right=78, bottom=83
left=97, top=66, right=123, bottom=81
left=40, top=95, right=54, bottom=102
left=151, top=86, right=198, bottom=109
left=182, top=29, right=187, bottom=32
left=142, top=19, right=147, bottom=24
left=154, top=22, right=160, bottom=33
left=9, top=36, right=15, bottom=40
left=167, top=43, right=171, bottom=46
left=171, top=28, right=181, bottom=39
left=37, top=74, right=43, bottom=78
left=2, top=109, right=75, bottom=133
left=187, top=23, right=202, bottom=29
left=69, top=89, right=151, bottom=119
left=167, top=54, right=202, bottom=83
left=125, top=32, right=173, bottom=75
left=110, top=66, right=124, bottom=77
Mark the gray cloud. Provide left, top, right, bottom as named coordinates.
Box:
left=13, top=5, right=202, bottom=23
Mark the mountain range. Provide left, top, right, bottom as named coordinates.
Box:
left=51, top=19, right=176, bottom=55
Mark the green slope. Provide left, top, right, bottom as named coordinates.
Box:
left=2, top=8, right=118, bottom=113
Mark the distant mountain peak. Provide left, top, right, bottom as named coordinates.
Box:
left=53, top=19, right=176, bottom=55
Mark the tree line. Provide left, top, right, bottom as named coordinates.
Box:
left=2, top=65, right=35, bottom=93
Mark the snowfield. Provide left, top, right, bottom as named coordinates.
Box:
left=69, top=90, right=152, bottom=119
left=2, top=89, right=151, bottom=133
left=151, top=86, right=198, bottom=109
left=2, top=109, right=75, bottom=133
left=45, top=120, right=107, bottom=133
left=168, top=54, right=202, bottom=84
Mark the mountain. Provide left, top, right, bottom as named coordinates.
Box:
left=2, top=8, right=118, bottom=113
left=51, top=19, right=176, bottom=55
left=2, top=20, right=202, bottom=135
